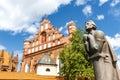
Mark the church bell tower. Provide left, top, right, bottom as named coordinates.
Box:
left=67, top=21, right=76, bottom=37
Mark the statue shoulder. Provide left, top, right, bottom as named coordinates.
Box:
left=95, top=30, right=105, bottom=40
left=95, top=30, right=104, bottom=35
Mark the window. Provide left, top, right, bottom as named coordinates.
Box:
left=48, top=43, right=51, bottom=48
left=32, top=48, right=34, bottom=53
left=53, top=34, right=55, bottom=39
left=48, top=36, right=50, bottom=41
left=53, top=42, right=55, bottom=46
left=32, top=42, right=34, bottom=47
left=45, top=24, right=48, bottom=29
left=46, top=68, right=50, bottom=72
left=36, top=47, right=38, bottom=52
left=41, top=32, right=46, bottom=43
left=39, top=36, right=41, bottom=44
left=44, top=44, right=46, bottom=49
left=39, top=46, right=42, bottom=50
left=36, top=41, right=38, bottom=45
left=28, top=49, right=31, bottom=54
left=41, top=26, right=43, bottom=31
left=58, top=40, right=60, bottom=45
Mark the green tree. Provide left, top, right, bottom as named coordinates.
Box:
left=59, top=28, right=94, bottom=80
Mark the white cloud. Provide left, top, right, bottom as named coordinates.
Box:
left=0, top=0, right=71, bottom=35
left=0, top=45, right=6, bottom=50
left=110, top=0, right=120, bottom=7
left=75, top=0, right=86, bottom=6
left=109, top=8, right=120, bottom=18
left=97, top=14, right=104, bottom=20
left=14, top=50, right=23, bottom=61
left=117, top=54, right=120, bottom=69
left=106, top=33, right=120, bottom=50
left=24, top=24, right=39, bottom=34
left=64, top=30, right=68, bottom=35
left=27, top=35, right=35, bottom=40
left=59, top=26, right=64, bottom=32
left=75, top=0, right=92, bottom=6
left=82, top=5, right=92, bottom=16
left=99, top=0, right=109, bottom=6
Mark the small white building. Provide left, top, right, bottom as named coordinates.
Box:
left=36, top=54, right=57, bottom=76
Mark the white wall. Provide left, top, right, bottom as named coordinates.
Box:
left=36, top=65, right=57, bottom=76
left=56, top=55, right=60, bottom=76
left=25, top=63, right=30, bottom=72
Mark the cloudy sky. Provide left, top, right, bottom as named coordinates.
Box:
left=0, top=0, right=120, bottom=71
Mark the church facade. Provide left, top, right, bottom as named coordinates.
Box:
left=20, top=18, right=76, bottom=76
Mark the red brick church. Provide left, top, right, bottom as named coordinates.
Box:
left=20, top=18, right=76, bottom=76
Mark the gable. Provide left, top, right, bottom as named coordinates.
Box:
left=24, top=18, right=66, bottom=55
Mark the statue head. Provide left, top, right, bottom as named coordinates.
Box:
left=85, top=20, right=96, bottom=31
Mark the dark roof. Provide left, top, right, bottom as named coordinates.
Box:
left=38, top=54, right=55, bottom=64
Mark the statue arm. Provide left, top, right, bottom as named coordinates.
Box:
left=88, top=34, right=99, bottom=52
left=83, top=34, right=91, bottom=55
left=83, top=33, right=99, bottom=56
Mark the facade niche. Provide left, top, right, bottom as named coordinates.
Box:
left=41, top=32, right=46, bottom=43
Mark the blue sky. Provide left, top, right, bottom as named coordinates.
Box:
left=0, top=0, right=120, bottom=71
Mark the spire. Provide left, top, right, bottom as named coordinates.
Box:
left=11, top=51, right=14, bottom=59
left=14, top=54, right=18, bottom=63
left=16, top=54, right=18, bottom=61
left=1, top=50, right=4, bottom=58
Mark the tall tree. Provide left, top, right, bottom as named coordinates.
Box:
left=59, top=28, right=94, bottom=80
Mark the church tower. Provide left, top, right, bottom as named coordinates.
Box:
left=23, top=39, right=31, bottom=55
left=67, top=21, right=76, bottom=37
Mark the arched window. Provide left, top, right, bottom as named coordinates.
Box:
left=46, top=68, right=50, bottom=72
left=48, top=43, right=51, bottom=48
left=36, top=47, right=38, bottom=52
left=28, top=49, right=31, bottom=54
left=32, top=42, right=34, bottom=47
left=58, top=39, right=60, bottom=45
left=53, top=41, right=55, bottom=46
left=41, top=26, right=43, bottom=31
left=41, top=32, right=46, bottom=43
left=36, top=41, right=38, bottom=45
left=53, top=34, right=56, bottom=40
left=45, top=24, right=48, bottom=29
left=48, top=35, right=51, bottom=41
left=32, top=48, right=34, bottom=53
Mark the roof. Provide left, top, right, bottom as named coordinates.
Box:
left=38, top=54, right=55, bottom=65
